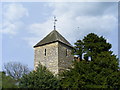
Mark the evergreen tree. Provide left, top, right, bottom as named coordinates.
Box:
left=92, top=51, right=120, bottom=88
left=60, top=33, right=120, bottom=88
left=19, top=63, right=60, bottom=89
left=1, top=71, right=18, bottom=88
left=83, top=33, right=111, bottom=61
left=73, top=40, right=84, bottom=60
left=60, top=53, right=120, bottom=88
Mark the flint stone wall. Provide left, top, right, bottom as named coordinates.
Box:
left=58, top=43, right=74, bottom=73
left=34, top=42, right=74, bottom=74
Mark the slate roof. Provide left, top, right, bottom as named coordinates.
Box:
left=34, top=30, right=73, bottom=48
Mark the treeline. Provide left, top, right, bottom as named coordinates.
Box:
left=1, top=33, right=120, bottom=89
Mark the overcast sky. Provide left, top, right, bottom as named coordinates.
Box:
left=0, top=2, right=118, bottom=71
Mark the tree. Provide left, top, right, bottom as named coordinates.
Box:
left=60, top=33, right=120, bottom=88
left=1, top=71, right=18, bottom=88
left=4, top=62, right=30, bottom=80
left=60, top=60, right=89, bottom=88
left=92, top=51, right=120, bottom=88
left=73, top=40, right=84, bottom=60
left=73, top=33, right=112, bottom=61
left=19, top=63, right=60, bottom=89
left=83, top=33, right=111, bottom=61
left=60, top=53, right=120, bottom=88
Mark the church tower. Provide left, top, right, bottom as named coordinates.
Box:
left=34, top=30, right=74, bottom=74
left=34, top=17, right=74, bottom=74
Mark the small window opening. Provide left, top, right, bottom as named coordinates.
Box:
left=66, top=49, right=67, bottom=56
left=45, top=49, right=46, bottom=56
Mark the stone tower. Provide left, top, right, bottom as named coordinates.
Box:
left=34, top=30, right=74, bottom=74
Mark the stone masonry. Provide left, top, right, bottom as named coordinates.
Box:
left=34, top=30, right=74, bottom=74
left=58, top=43, right=74, bottom=73
left=34, top=42, right=59, bottom=74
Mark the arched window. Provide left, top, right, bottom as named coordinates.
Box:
left=45, top=49, right=46, bottom=56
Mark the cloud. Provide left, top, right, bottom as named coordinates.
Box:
left=28, top=19, right=53, bottom=36
left=24, top=37, right=40, bottom=47
left=50, top=2, right=115, bottom=16
left=1, top=3, right=28, bottom=35
left=3, top=3, right=28, bottom=21
left=26, top=2, right=117, bottom=45
left=1, top=21, right=23, bottom=35
left=24, top=19, right=53, bottom=46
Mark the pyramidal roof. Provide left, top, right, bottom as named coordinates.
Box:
left=34, top=30, right=72, bottom=48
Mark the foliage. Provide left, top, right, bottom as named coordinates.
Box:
left=0, top=72, right=2, bottom=89
left=73, top=40, right=84, bottom=60
left=60, top=33, right=120, bottom=88
left=74, top=33, right=112, bottom=61
left=60, top=54, right=120, bottom=88
left=2, top=33, right=119, bottom=89
left=83, top=33, right=111, bottom=61
left=4, top=62, right=30, bottom=80
left=19, top=63, right=60, bottom=89
left=1, top=71, right=18, bottom=88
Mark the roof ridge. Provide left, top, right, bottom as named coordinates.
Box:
left=34, top=30, right=72, bottom=48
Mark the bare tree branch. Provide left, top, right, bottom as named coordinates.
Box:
left=4, top=62, right=30, bottom=80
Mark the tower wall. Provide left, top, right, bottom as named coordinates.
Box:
left=58, top=43, right=74, bottom=73
left=34, top=42, right=59, bottom=74
left=34, top=42, right=74, bottom=74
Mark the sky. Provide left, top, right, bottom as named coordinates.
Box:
left=0, top=1, right=119, bottom=71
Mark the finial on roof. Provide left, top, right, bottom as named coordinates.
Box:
left=54, top=16, right=57, bottom=30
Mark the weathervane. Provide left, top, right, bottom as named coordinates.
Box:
left=54, top=16, right=57, bottom=30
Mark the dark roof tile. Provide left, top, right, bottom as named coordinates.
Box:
left=34, top=30, right=72, bottom=47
